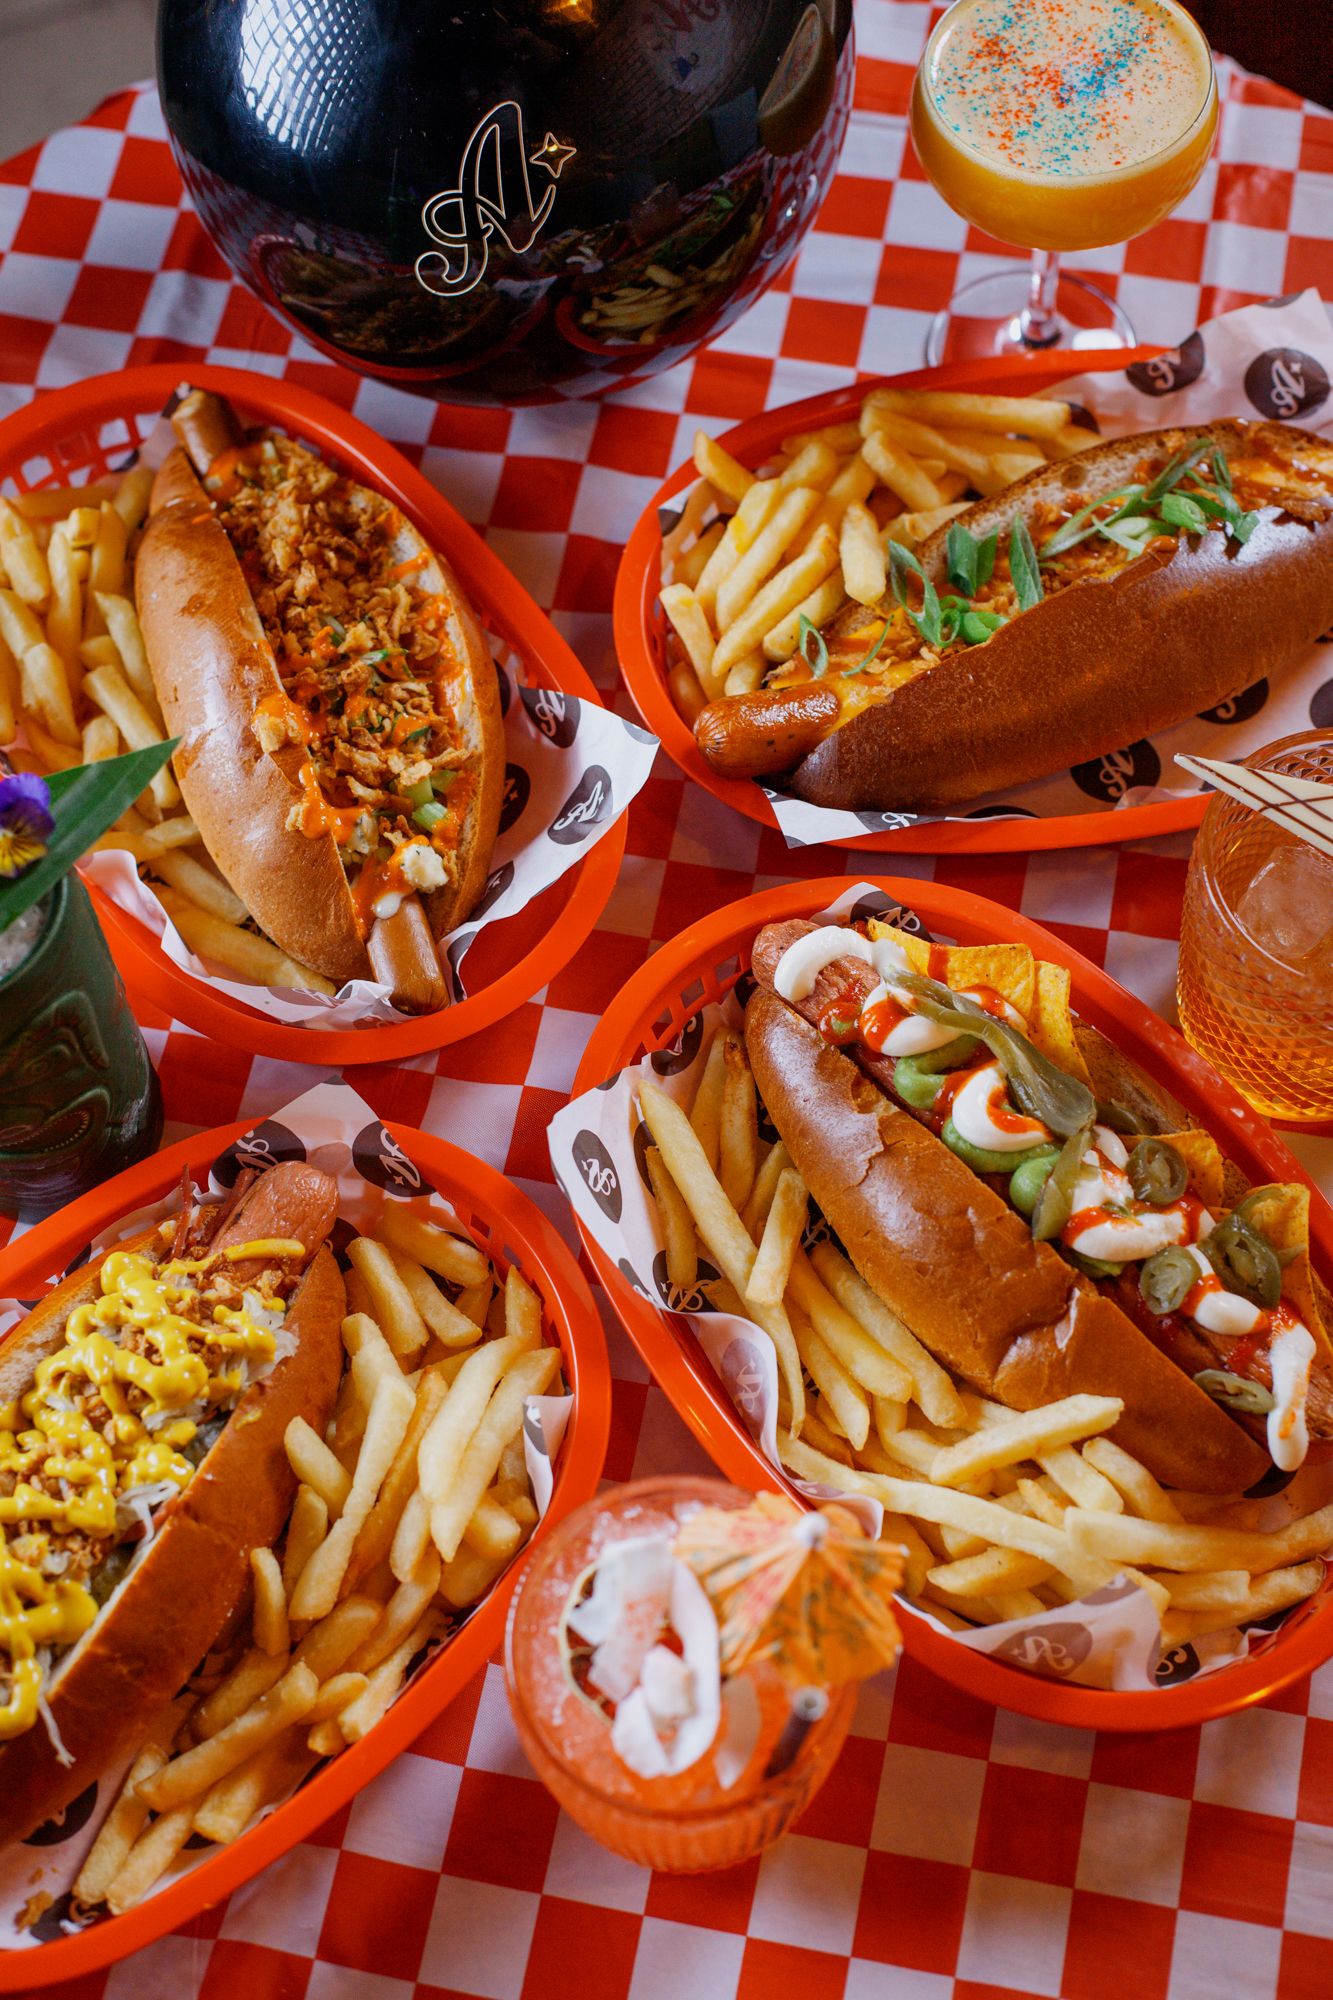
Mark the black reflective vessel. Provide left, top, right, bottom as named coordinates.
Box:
left=158, top=0, right=855, bottom=405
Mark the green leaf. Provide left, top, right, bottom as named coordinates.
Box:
left=841, top=616, right=892, bottom=677
left=1209, top=445, right=1233, bottom=491
left=798, top=613, right=830, bottom=678
left=1231, top=509, right=1260, bottom=545
left=1008, top=516, right=1043, bottom=611
left=1160, top=491, right=1208, bottom=534
left=960, top=608, right=1007, bottom=644
left=0, top=740, right=179, bottom=935
left=1145, top=441, right=1215, bottom=505
left=1039, top=484, right=1144, bottom=559
left=945, top=524, right=997, bottom=597
left=888, top=541, right=942, bottom=649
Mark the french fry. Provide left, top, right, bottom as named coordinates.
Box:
left=1044, top=423, right=1102, bottom=460
left=348, top=1364, right=450, bottom=1588
left=862, top=431, right=943, bottom=514
left=719, top=1033, right=758, bottom=1213
left=87, top=501, right=128, bottom=612
left=45, top=523, right=83, bottom=685
left=1167, top=1561, right=1325, bottom=1642
left=0, top=630, right=17, bottom=744
left=282, top=1484, right=329, bottom=1593
left=139, top=1663, right=320, bottom=1812
left=386, top=1246, right=478, bottom=1349
left=695, top=477, right=781, bottom=619
left=289, top=1373, right=415, bottom=1619
left=740, top=1138, right=791, bottom=1241
left=795, top=451, right=876, bottom=553
left=93, top=592, right=160, bottom=714
left=191, top=1731, right=320, bottom=1845
left=463, top=1490, right=523, bottom=1559
left=778, top=441, right=840, bottom=492
left=83, top=661, right=179, bottom=809
left=675, top=519, right=725, bottom=591
left=863, top=387, right=1071, bottom=438
left=346, top=1236, right=430, bottom=1358
left=1080, top=1438, right=1183, bottom=1523
left=1164, top=1569, right=1251, bottom=1612
left=745, top=1167, right=806, bottom=1311
left=292, top=1595, right=384, bottom=1679
left=1065, top=1501, right=1333, bottom=1576
left=806, top=1241, right=965, bottom=1427
left=112, top=464, right=154, bottom=531
left=660, top=581, right=719, bottom=698
left=689, top=1027, right=728, bottom=1172
left=639, top=1079, right=804, bottom=1429
left=0, top=497, right=50, bottom=605
left=693, top=432, right=755, bottom=506
left=722, top=649, right=768, bottom=696
left=190, top=1649, right=288, bottom=1743
left=646, top=1146, right=698, bottom=1295
left=863, top=407, right=994, bottom=488
left=74, top=1697, right=192, bottom=1905
left=248, top=1546, right=290, bottom=1657
left=376, top=1207, right=489, bottom=1287
left=505, top=1264, right=543, bottom=1346
left=786, top=1251, right=915, bottom=1404
left=926, top=1546, right=1055, bottom=1597
left=839, top=499, right=887, bottom=606
left=78, top=634, right=120, bottom=672
left=22, top=642, right=79, bottom=746
left=157, top=890, right=334, bottom=993
left=428, top=1346, right=559, bottom=1563
left=390, top=1485, right=432, bottom=1584
left=715, top=486, right=821, bottom=632
left=793, top=1310, right=869, bottom=1451
left=285, top=1415, right=352, bottom=1517
left=974, top=450, right=1046, bottom=496
left=662, top=477, right=718, bottom=566
left=105, top=1800, right=198, bottom=1913
left=781, top=419, right=863, bottom=457
left=874, top=1396, right=906, bottom=1446
left=0, top=588, right=45, bottom=659
left=762, top=567, right=847, bottom=662
left=81, top=713, right=119, bottom=762
left=151, top=847, right=245, bottom=922
left=15, top=481, right=114, bottom=520
left=928, top=1396, right=1123, bottom=1488
left=347, top=1556, right=442, bottom=1673
left=337, top=1612, right=443, bottom=1743
left=307, top=1671, right=370, bottom=1723
left=667, top=654, right=707, bottom=722
left=711, top=523, right=840, bottom=680
left=1036, top=1443, right=1123, bottom=1514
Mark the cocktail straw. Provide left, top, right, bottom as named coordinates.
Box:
left=1175, top=753, right=1333, bottom=862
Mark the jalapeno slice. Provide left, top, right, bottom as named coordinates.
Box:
left=1139, top=1244, right=1198, bottom=1315
left=1031, top=1122, right=1093, bottom=1243
left=1194, top=1368, right=1275, bottom=1416
left=1128, top=1137, right=1188, bottom=1207
left=893, top=971, right=1095, bottom=1137
left=1203, top=1213, right=1282, bottom=1310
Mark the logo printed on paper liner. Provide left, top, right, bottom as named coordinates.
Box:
left=1071, top=738, right=1161, bottom=803
left=352, top=1123, right=424, bottom=1196
left=212, top=1120, right=307, bottom=1188
left=1198, top=680, right=1268, bottom=725
left=521, top=685, right=578, bottom=748
left=989, top=1623, right=1092, bottom=1675
left=549, top=765, right=612, bottom=846
left=1126, top=332, right=1205, bottom=396
left=499, top=762, right=530, bottom=835
left=572, top=1129, right=621, bottom=1221
left=1243, top=347, right=1330, bottom=421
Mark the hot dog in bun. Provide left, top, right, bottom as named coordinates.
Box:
left=0, top=1160, right=344, bottom=1842
left=696, top=421, right=1333, bottom=811
left=136, top=390, right=504, bottom=1012
left=744, top=916, right=1332, bottom=1494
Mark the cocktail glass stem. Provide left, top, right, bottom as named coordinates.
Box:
left=1018, top=249, right=1063, bottom=348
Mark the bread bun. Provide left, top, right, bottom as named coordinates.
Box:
left=0, top=1164, right=345, bottom=1842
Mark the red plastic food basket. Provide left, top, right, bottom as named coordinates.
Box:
left=571, top=875, right=1333, bottom=1730
left=610, top=344, right=1235, bottom=857
left=0, top=364, right=627, bottom=1064
left=0, top=1121, right=611, bottom=1990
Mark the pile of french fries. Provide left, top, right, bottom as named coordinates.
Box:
left=658, top=386, right=1101, bottom=722
left=638, top=1025, right=1330, bottom=1665
left=73, top=1208, right=562, bottom=1916
left=0, top=469, right=328, bottom=995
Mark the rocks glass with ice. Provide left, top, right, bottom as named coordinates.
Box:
left=1177, top=731, right=1333, bottom=1120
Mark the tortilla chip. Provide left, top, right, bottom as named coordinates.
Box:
left=866, top=921, right=1036, bottom=1022
left=1158, top=1130, right=1226, bottom=1210
left=1231, top=1183, right=1329, bottom=1342
left=1029, top=962, right=1091, bottom=1086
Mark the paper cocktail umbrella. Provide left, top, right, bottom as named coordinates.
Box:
left=673, top=1492, right=903, bottom=1688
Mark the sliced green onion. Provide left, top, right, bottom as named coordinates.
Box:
left=1008, top=516, right=1043, bottom=610
left=413, top=801, right=447, bottom=831
left=798, top=613, right=831, bottom=678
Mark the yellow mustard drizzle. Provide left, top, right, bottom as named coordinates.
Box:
left=0, top=1237, right=295, bottom=1740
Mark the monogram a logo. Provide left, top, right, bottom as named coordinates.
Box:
left=416, top=101, right=576, bottom=299
left=1243, top=346, right=1331, bottom=422
left=1125, top=331, right=1205, bottom=397
left=1071, top=737, right=1161, bottom=804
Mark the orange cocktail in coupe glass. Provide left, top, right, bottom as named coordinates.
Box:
left=504, top=1477, right=902, bottom=1871
left=910, top=0, right=1219, bottom=361
left=1177, top=732, right=1333, bottom=1122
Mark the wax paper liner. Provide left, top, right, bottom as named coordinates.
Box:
left=548, top=882, right=1333, bottom=1693
left=722, top=290, right=1333, bottom=847
left=0, top=1077, right=571, bottom=1949
left=77, top=395, right=657, bottom=1027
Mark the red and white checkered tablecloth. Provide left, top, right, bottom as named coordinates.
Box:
left=3, top=5, right=1333, bottom=1995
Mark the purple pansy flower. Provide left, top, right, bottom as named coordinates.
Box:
left=0, top=771, right=54, bottom=879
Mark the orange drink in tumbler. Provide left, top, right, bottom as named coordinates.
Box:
left=504, top=1478, right=871, bottom=1872
left=911, top=0, right=1218, bottom=253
